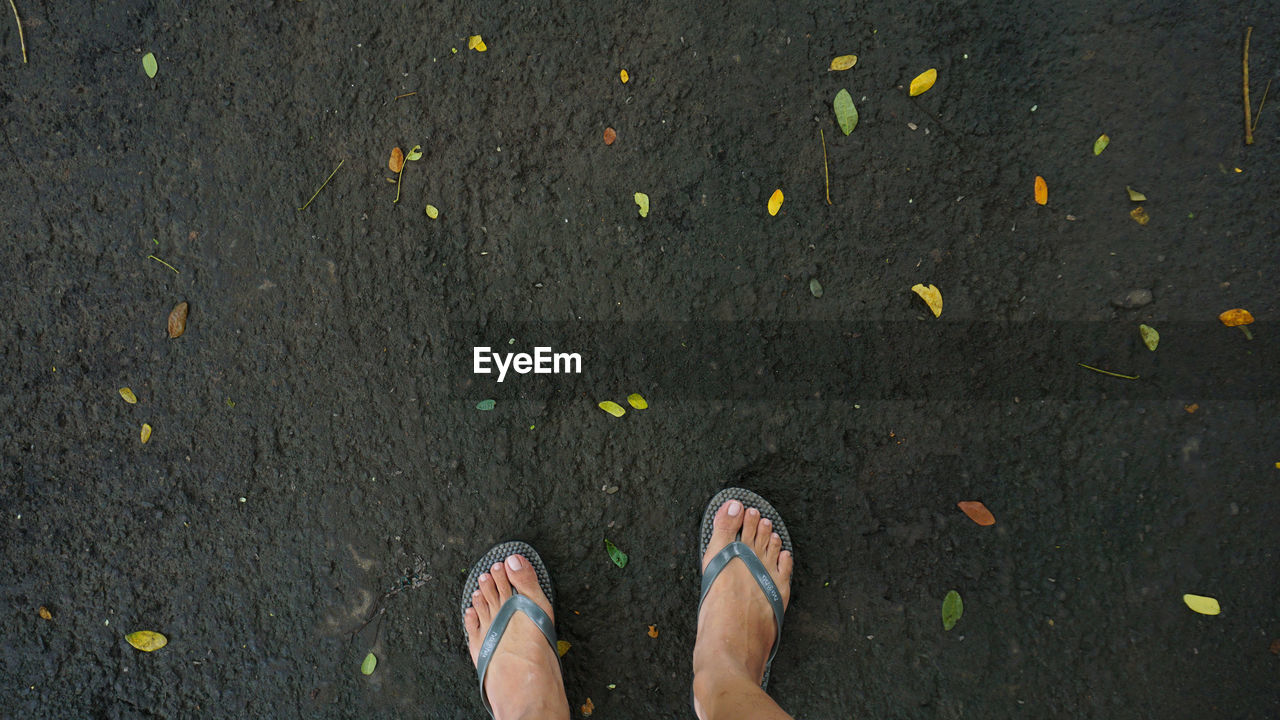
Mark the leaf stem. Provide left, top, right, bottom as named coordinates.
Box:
left=297, top=158, right=343, bottom=211
left=146, top=255, right=180, bottom=274
left=819, top=128, right=832, bottom=206
left=1244, top=27, right=1254, bottom=145
left=9, top=0, right=25, bottom=63
left=1077, top=362, right=1138, bottom=380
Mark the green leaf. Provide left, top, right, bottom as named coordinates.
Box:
left=361, top=652, right=377, bottom=675
left=604, top=539, right=628, bottom=568
left=1093, top=134, right=1110, bottom=155
left=634, top=192, right=649, bottom=218
left=942, top=590, right=963, bottom=630
left=809, top=278, right=823, bottom=298
left=476, top=399, right=496, bottom=411
left=143, top=52, right=158, bottom=79
left=406, top=145, right=423, bottom=161
left=833, top=89, right=858, bottom=135
left=1139, top=324, right=1159, bottom=351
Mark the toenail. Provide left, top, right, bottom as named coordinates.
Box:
left=479, top=573, right=491, bottom=583
left=727, top=500, right=741, bottom=516
left=772, top=532, right=780, bottom=540
left=506, top=555, right=523, bottom=571
left=762, top=518, right=772, bottom=527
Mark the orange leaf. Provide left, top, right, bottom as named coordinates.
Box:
left=957, top=501, right=995, bottom=526
left=581, top=698, right=594, bottom=717
left=647, top=624, right=659, bottom=638
left=389, top=147, right=405, bottom=173
left=1184, top=403, right=1199, bottom=414
left=1034, top=176, right=1048, bottom=205
left=603, top=127, right=616, bottom=146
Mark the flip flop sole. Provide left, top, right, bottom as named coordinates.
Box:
left=700, top=487, right=794, bottom=556
left=460, top=541, right=555, bottom=620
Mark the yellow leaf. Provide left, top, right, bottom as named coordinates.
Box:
left=911, top=283, right=943, bottom=317
left=38, top=606, right=52, bottom=620
left=909, top=68, right=937, bottom=96
left=125, top=630, right=168, bottom=652
left=626, top=393, right=647, bottom=409
left=1126, top=186, right=1147, bottom=201
left=468, top=35, right=487, bottom=52
left=768, top=188, right=783, bottom=216
left=140, top=423, right=152, bottom=443
left=1034, top=176, right=1048, bottom=205
left=620, top=69, right=629, bottom=83
left=598, top=401, right=626, bottom=417
left=119, top=387, right=137, bottom=404
left=1130, top=206, right=1150, bottom=225
left=425, top=204, right=439, bottom=219
left=1182, top=594, right=1221, bottom=616
left=634, top=192, right=649, bottom=218
left=556, top=640, right=570, bottom=657
left=829, top=54, right=857, bottom=71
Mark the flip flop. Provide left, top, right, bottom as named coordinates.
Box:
left=460, top=541, right=559, bottom=718
left=698, top=487, right=793, bottom=690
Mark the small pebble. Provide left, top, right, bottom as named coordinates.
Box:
left=1111, top=288, right=1153, bottom=309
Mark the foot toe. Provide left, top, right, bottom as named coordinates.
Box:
left=765, top=531, right=782, bottom=563
left=705, top=499, right=744, bottom=568
left=490, top=561, right=513, bottom=600
left=504, top=554, right=554, bottom=619
left=741, top=507, right=761, bottom=546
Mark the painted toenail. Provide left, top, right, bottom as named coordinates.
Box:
left=728, top=500, right=741, bottom=516
left=506, top=555, right=523, bottom=571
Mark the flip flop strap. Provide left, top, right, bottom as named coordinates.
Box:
left=475, top=594, right=558, bottom=717
left=699, top=541, right=785, bottom=669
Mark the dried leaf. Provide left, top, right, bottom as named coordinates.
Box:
left=598, top=401, right=625, bottom=417
left=620, top=69, right=629, bottom=83
left=167, top=301, right=189, bottom=338
left=626, top=393, right=647, bottom=409
left=1034, top=176, right=1048, bottom=205
left=604, top=538, right=628, bottom=568
left=581, top=698, right=595, bottom=717
left=829, top=54, right=857, bottom=71
left=140, top=423, right=152, bottom=444
left=603, top=127, right=616, bottom=145
left=468, top=35, right=487, bottom=52
left=476, top=399, right=496, bottom=411
left=120, top=387, right=138, bottom=404
left=1184, top=403, right=1199, bottom=413
left=1093, top=134, right=1110, bottom=155
left=142, top=52, right=158, bottom=79
left=1126, top=186, right=1147, bottom=201
left=1130, top=206, right=1149, bottom=225
left=1183, top=593, right=1221, bottom=615
left=809, top=278, right=823, bottom=298
left=909, top=68, right=937, bottom=96
left=425, top=204, right=439, bottom=219
left=647, top=625, right=659, bottom=638
left=768, top=188, right=783, bottom=216
left=942, top=590, right=963, bottom=630
left=1139, top=324, right=1159, bottom=351
left=38, top=606, right=52, bottom=620
left=405, top=145, right=423, bottom=162
left=957, top=501, right=995, bottom=526
left=634, top=192, right=649, bottom=218
left=361, top=652, right=377, bottom=675
left=911, top=283, right=943, bottom=318
left=125, top=630, right=168, bottom=652
left=556, top=640, right=571, bottom=657
left=833, top=89, right=858, bottom=135
left=389, top=147, right=405, bottom=173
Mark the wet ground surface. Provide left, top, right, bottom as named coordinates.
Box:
left=2, top=0, right=1278, bottom=717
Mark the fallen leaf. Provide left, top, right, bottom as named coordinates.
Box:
left=1130, top=206, right=1149, bottom=225
left=140, top=423, right=152, bottom=444
left=809, top=278, right=824, bottom=298
left=626, top=393, right=647, bottom=409
left=361, top=652, right=377, bottom=675
left=1093, top=134, right=1110, bottom=155
left=604, top=539, right=628, bottom=568
left=468, top=35, right=487, bottom=52
left=38, top=606, right=52, bottom=620
left=957, top=501, right=995, bottom=526
left=405, top=145, right=423, bottom=162
left=598, top=401, right=625, bottom=417
left=125, top=630, right=168, bottom=652
left=120, top=388, right=138, bottom=404
left=1184, top=403, right=1199, bottom=413
left=911, top=283, right=943, bottom=317
left=942, top=590, right=963, bottom=630
left=603, top=127, right=616, bottom=145
left=634, top=192, right=649, bottom=218
left=768, top=188, right=783, bottom=216
left=389, top=147, right=405, bottom=173
left=1139, top=324, right=1159, bottom=351
left=581, top=698, right=595, bottom=717
left=142, top=52, right=158, bottom=79
left=556, top=640, right=571, bottom=657
left=833, top=89, right=858, bottom=135
left=167, top=301, right=189, bottom=338
left=1183, top=593, right=1221, bottom=615
left=829, top=54, right=857, bottom=71
left=1270, top=638, right=1280, bottom=655
left=647, top=625, right=659, bottom=638
left=1218, top=308, right=1254, bottom=328
left=620, top=69, right=629, bottom=83
left=425, top=204, right=439, bottom=219
left=1034, top=176, right=1048, bottom=205
left=476, top=399, right=496, bottom=411
left=1126, top=186, right=1147, bottom=201
left=909, top=68, right=937, bottom=96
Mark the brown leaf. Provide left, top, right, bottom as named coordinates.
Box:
left=603, top=127, right=616, bottom=146
left=647, top=624, right=659, bottom=638
left=167, top=301, right=189, bottom=338
left=581, top=697, right=594, bottom=717
left=1270, top=638, right=1280, bottom=655
left=957, top=501, right=996, bottom=526
left=38, top=606, right=52, bottom=620
left=389, top=147, right=405, bottom=173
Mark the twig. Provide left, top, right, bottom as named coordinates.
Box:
left=1077, top=362, right=1138, bottom=380
left=1244, top=27, right=1254, bottom=145
left=297, top=158, right=343, bottom=211
left=819, top=128, right=832, bottom=205
left=8, top=0, right=25, bottom=64
left=1252, top=78, right=1271, bottom=134
left=394, top=91, right=417, bottom=100
left=147, top=255, right=180, bottom=274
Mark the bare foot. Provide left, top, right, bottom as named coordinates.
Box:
left=692, top=499, right=794, bottom=717
left=463, top=554, right=569, bottom=720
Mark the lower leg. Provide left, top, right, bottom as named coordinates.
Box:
left=693, top=667, right=793, bottom=720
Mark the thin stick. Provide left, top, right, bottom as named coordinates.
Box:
left=147, top=255, right=180, bottom=274
left=297, top=158, right=344, bottom=211
left=1077, top=362, right=1138, bottom=380
left=819, top=128, right=832, bottom=205
left=9, top=0, right=26, bottom=64
left=394, top=91, right=417, bottom=100
left=1244, top=27, right=1253, bottom=145
left=1252, top=78, right=1271, bottom=133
